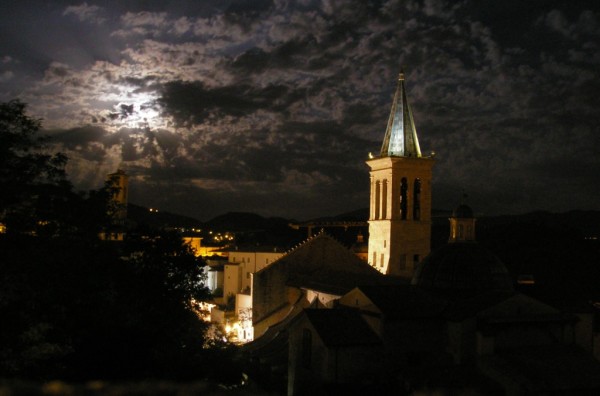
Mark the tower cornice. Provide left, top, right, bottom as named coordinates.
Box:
left=366, top=155, right=435, bottom=171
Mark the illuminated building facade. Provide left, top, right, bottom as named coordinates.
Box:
left=367, top=72, right=434, bottom=277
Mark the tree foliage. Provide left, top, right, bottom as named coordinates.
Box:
left=0, top=100, right=71, bottom=232
left=0, top=233, right=213, bottom=380
left=0, top=101, right=231, bottom=381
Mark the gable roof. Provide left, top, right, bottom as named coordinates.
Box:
left=256, top=232, right=382, bottom=284
left=303, top=308, right=382, bottom=347
left=252, top=232, right=386, bottom=326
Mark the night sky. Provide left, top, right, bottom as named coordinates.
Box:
left=1, top=0, right=599, bottom=221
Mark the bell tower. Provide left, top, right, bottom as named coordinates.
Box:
left=367, top=71, right=434, bottom=277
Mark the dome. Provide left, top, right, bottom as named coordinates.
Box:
left=452, top=204, right=473, bottom=218
left=411, top=243, right=514, bottom=295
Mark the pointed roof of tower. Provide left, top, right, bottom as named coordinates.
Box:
left=380, top=71, right=422, bottom=158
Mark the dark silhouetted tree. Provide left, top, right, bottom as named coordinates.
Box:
left=0, top=100, right=71, bottom=233
left=0, top=100, right=236, bottom=382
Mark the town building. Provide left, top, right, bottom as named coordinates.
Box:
left=204, top=245, right=285, bottom=342
left=286, top=205, right=600, bottom=395
left=251, top=233, right=398, bottom=340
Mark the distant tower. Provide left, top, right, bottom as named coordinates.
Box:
left=448, top=197, right=476, bottom=243
left=100, top=169, right=129, bottom=241
left=367, top=71, right=435, bottom=277
left=107, top=169, right=129, bottom=223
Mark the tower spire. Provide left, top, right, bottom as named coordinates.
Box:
left=379, top=70, right=422, bottom=158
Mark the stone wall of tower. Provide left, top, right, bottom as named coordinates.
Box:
left=107, top=170, right=129, bottom=222
left=367, top=156, right=434, bottom=277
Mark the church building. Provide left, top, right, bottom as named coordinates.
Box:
left=242, top=72, right=600, bottom=395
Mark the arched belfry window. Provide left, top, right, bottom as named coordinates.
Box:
left=400, top=178, right=408, bottom=220
left=381, top=179, right=388, bottom=219
left=413, top=178, right=421, bottom=220
left=375, top=181, right=381, bottom=220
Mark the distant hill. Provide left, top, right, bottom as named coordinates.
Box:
left=205, top=212, right=304, bottom=247
left=205, top=212, right=293, bottom=231
left=478, top=210, right=600, bottom=238
left=127, top=203, right=204, bottom=230
left=127, top=203, right=600, bottom=245
left=125, top=204, right=600, bottom=306
left=308, top=208, right=369, bottom=222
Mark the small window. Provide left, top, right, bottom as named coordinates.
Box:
left=380, top=253, right=385, bottom=268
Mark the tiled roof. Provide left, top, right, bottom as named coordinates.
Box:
left=258, top=232, right=381, bottom=278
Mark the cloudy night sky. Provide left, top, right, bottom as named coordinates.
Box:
left=1, top=0, right=599, bottom=221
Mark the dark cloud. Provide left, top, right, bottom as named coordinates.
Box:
left=159, top=80, right=292, bottom=126
left=2, top=0, right=600, bottom=219
left=223, top=0, right=275, bottom=29
left=47, top=125, right=108, bottom=149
